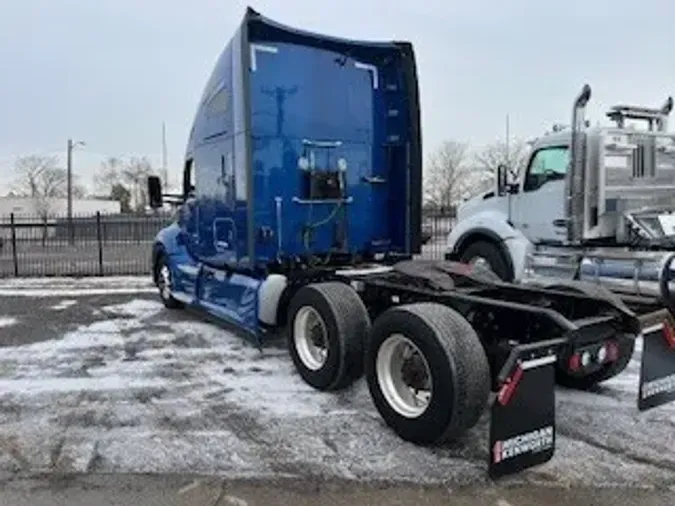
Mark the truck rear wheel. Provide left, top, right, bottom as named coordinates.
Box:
left=364, top=303, right=490, bottom=444
left=459, top=240, right=512, bottom=281
left=287, top=282, right=371, bottom=391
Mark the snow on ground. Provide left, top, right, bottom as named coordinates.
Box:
left=0, top=276, right=156, bottom=297
left=0, top=277, right=674, bottom=488
left=0, top=317, right=18, bottom=328
left=49, top=300, right=78, bottom=311
left=0, top=276, right=154, bottom=289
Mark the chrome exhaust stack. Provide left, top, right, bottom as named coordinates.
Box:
left=566, top=84, right=592, bottom=244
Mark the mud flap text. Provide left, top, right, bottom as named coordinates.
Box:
left=638, top=320, right=675, bottom=411
left=488, top=339, right=563, bottom=479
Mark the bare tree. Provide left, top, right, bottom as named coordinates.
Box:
left=93, top=156, right=125, bottom=196
left=12, top=154, right=83, bottom=244
left=474, top=137, right=531, bottom=180
left=121, top=156, right=156, bottom=212
left=110, top=183, right=132, bottom=213
left=423, top=140, right=474, bottom=211
left=14, top=154, right=61, bottom=198
left=92, top=155, right=156, bottom=212
left=14, top=154, right=86, bottom=202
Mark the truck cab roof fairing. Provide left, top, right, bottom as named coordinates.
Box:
left=183, top=7, right=423, bottom=256
left=244, top=7, right=402, bottom=52
left=184, top=6, right=410, bottom=168
left=239, top=7, right=423, bottom=256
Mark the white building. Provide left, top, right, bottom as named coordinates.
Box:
left=0, top=197, right=120, bottom=219
left=0, top=197, right=122, bottom=240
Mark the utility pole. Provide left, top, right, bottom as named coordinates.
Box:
left=67, top=139, right=73, bottom=220
left=505, top=114, right=510, bottom=169
left=66, top=138, right=85, bottom=244
left=162, top=122, right=168, bottom=188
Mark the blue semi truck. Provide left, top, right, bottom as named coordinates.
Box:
left=147, top=7, right=675, bottom=478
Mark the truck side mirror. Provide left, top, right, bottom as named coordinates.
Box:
left=148, top=176, right=163, bottom=209
left=497, top=164, right=508, bottom=196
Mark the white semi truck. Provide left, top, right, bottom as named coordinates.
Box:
left=445, top=84, right=675, bottom=310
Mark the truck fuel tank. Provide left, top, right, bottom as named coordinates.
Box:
left=523, top=247, right=675, bottom=312
left=578, top=250, right=675, bottom=309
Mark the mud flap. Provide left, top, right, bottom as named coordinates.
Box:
left=638, top=319, right=675, bottom=411
left=488, top=338, right=566, bottom=479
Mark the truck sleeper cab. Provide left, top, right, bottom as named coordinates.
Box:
left=148, top=10, right=675, bottom=480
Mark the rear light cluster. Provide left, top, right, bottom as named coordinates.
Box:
left=568, top=340, right=620, bottom=372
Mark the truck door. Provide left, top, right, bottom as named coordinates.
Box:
left=511, top=145, right=569, bottom=244
left=188, top=138, right=236, bottom=262
left=171, top=158, right=199, bottom=298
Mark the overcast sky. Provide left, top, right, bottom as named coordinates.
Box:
left=0, top=0, right=673, bottom=193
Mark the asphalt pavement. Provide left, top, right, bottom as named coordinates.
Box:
left=1, top=276, right=675, bottom=505
left=2, top=474, right=675, bottom=506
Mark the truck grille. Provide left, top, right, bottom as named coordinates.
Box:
left=630, top=134, right=654, bottom=178
left=628, top=132, right=675, bottom=178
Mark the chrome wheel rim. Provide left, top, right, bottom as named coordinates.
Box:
left=293, top=306, right=328, bottom=371
left=159, top=264, right=172, bottom=300
left=469, top=256, right=490, bottom=270
left=376, top=333, right=432, bottom=418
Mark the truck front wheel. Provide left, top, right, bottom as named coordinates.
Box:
left=459, top=240, right=513, bottom=281
left=287, top=282, right=371, bottom=391
left=364, top=303, right=490, bottom=444
left=155, top=254, right=183, bottom=309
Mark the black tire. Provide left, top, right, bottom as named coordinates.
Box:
left=543, top=281, right=636, bottom=390
left=155, top=253, right=183, bottom=309
left=459, top=240, right=513, bottom=281
left=364, top=302, right=490, bottom=445
left=287, top=282, right=371, bottom=391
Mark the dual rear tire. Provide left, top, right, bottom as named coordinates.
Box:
left=287, top=282, right=370, bottom=391
left=286, top=283, right=491, bottom=444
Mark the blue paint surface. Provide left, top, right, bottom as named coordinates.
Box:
left=248, top=41, right=409, bottom=261
left=151, top=7, right=419, bottom=338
